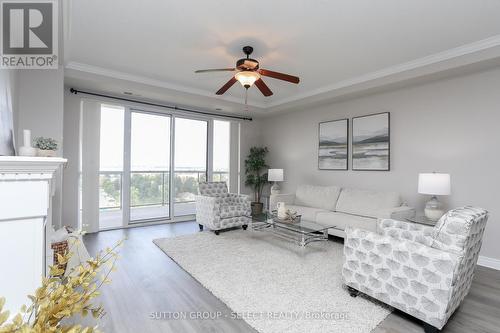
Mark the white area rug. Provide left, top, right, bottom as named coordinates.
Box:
left=153, top=230, right=390, bottom=333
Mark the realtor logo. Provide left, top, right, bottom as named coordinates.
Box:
left=1, top=0, right=58, bottom=68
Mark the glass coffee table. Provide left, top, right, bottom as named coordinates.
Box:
left=251, top=212, right=338, bottom=247
left=405, top=215, right=437, bottom=226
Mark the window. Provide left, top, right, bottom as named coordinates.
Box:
left=213, top=120, right=230, bottom=186
left=130, top=112, right=171, bottom=221
left=174, top=118, right=207, bottom=216
left=98, top=105, right=125, bottom=229
left=86, top=103, right=237, bottom=230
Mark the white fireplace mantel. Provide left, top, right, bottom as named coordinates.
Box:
left=0, top=156, right=67, bottom=175
left=0, top=156, right=67, bottom=318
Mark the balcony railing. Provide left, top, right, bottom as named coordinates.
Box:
left=99, top=170, right=229, bottom=210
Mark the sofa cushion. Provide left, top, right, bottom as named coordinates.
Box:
left=335, top=188, right=401, bottom=218
left=285, top=204, right=329, bottom=221
left=294, top=185, right=341, bottom=210
left=316, top=211, right=377, bottom=233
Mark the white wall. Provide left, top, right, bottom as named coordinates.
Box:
left=16, top=69, right=64, bottom=150
left=0, top=70, right=17, bottom=155
left=239, top=118, right=263, bottom=196
left=16, top=68, right=64, bottom=227
left=261, top=67, right=500, bottom=261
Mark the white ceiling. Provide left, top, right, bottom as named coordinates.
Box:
left=65, top=0, right=500, bottom=115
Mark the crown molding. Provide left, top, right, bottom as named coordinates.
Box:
left=66, top=35, right=500, bottom=112
left=266, top=34, right=500, bottom=109
left=65, top=62, right=267, bottom=108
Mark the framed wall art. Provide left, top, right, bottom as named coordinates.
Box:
left=352, top=112, right=390, bottom=171
left=318, top=119, right=348, bottom=170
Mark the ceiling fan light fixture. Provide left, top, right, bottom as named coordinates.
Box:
left=235, top=71, right=261, bottom=88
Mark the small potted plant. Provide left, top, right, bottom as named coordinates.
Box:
left=33, top=137, right=58, bottom=157
left=244, top=146, right=270, bottom=215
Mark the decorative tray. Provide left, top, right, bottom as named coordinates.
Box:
left=270, top=210, right=302, bottom=224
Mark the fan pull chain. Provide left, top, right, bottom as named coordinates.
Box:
left=244, top=89, right=249, bottom=112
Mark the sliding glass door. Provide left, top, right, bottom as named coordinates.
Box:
left=98, top=105, right=125, bottom=230
left=130, top=112, right=171, bottom=221
left=91, top=103, right=234, bottom=230
left=213, top=120, right=230, bottom=186
left=173, top=118, right=207, bottom=217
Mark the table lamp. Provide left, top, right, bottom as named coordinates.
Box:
left=268, top=169, right=284, bottom=195
left=418, top=172, right=451, bottom=221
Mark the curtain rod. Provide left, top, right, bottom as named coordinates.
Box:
left=69, top=88, right=253, bottom=121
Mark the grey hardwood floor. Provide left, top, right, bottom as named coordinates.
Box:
left=83, top=221, right=500, bottom=333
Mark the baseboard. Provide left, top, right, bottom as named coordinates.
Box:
left=478, top=256, right=500, bottom=270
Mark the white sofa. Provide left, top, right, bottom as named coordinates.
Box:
left=270, top=185, right=415, bottom=237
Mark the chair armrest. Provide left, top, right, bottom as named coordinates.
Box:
left=376, top=206, right=416, bottom=220
left=345, top=227, right=456, bottom=264
left=377, top=218, right=435, bottom=246
left=195, top=195, right=222, bottom=228
left=195, top=195, right=222, bottom=206
left=269, top=193, right=295, bottom=210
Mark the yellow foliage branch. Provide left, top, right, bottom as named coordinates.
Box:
left=0, top=238, right=124, bottom=333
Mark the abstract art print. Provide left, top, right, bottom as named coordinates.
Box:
left=352, top=112, right=390, bottom=171
left=318, top=119, right=348, bottom=170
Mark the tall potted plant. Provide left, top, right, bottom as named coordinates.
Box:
left=244, top=146, right=269, bottom=215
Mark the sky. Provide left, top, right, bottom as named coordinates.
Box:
left=319, top=120, right=347, bottom=142
left=352, top=113, right=389, bottom=138
left=99, top=105, right=229, bottom=172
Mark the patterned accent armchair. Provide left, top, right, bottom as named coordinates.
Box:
left=196, top=182, right=251, bottom=235
left=342, top=206, right=488, bottom=333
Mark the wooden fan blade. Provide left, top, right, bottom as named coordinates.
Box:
left=216, top=77, right=237, bottom=95
left=195, top=68, right=235, bottom=73
left=259, top=69, right=300, bottom=84
left=254, top=79, right=273, bottom=96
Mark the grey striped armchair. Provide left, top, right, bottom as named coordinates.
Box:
left=195, top=182, right=251, bottom=235
left=342, top=206, right=488, bottom=333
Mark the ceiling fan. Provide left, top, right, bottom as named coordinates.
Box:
left=194, top=46, right=300, bottom=97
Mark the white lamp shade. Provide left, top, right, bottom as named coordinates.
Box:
left=418, top=173, right=451, bottom=195
left=268, top=169, right=284, bottom=182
